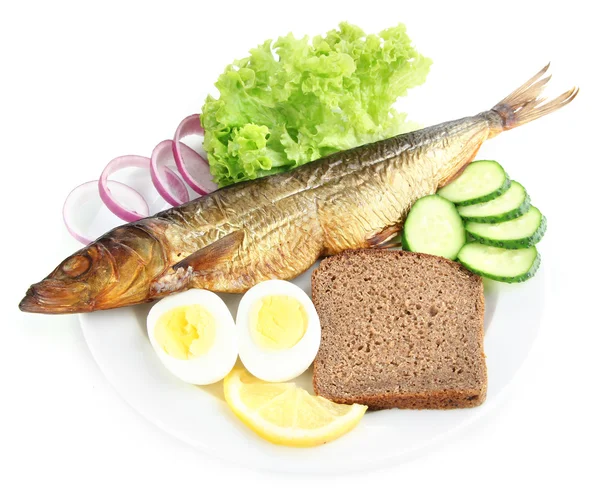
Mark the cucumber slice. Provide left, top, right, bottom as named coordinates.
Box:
left=465, top=206, right=546, bottom=249
left=402, top=195, right=466, bottom=260
left=457, top=181, right=530, bottom=223
left=457, top=243, right=540, bottom=283
left=438, top=160, right=510, bottom=206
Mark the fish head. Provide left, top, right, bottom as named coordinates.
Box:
left=19, top=225, right=167, bottom=314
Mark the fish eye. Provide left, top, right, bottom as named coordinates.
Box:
left=62, top=254, right=91, bottom=278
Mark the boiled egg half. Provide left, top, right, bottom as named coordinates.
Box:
left=236, top=280, right=321, bottom=382
left=147, top=289, right=238, bottom=385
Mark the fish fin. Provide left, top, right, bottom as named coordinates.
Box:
left=491, top=63, right=578, bottom=132
left=172, top=230, right=245, bottom=273
left=366, top=225, right=400, bottom=247
left=378, top=240, right=403, bottom=250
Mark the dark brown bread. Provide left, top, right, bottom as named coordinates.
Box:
left=312, top=249, right=487, bottom=409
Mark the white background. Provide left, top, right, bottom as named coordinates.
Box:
left=2, top=1, right=598, bottom=493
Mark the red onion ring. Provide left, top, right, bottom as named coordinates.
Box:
left=63, top=180, right=143, bottom=244
left=99, top=155, right=153, bottom=222
left=173, top=114, right=218, bottom=195
left=150, top=140, right=190, bottom=206
left=66, top=114, right=218, bottom=242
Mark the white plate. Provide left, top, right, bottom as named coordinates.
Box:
left=81, top=262, right=544, bottom=474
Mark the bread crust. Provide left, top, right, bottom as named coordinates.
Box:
left=312, top=384, right=487, bottom=410
left=311, top=249, right=487, bottom=410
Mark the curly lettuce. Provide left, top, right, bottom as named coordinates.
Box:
left=201, top=22, right=431, bottom=186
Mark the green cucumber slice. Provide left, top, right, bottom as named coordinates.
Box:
left=457, top=243, right=540, bottom=283
left=465, top=206, right=546, bottom=249
left=457, top=181, right=530, bottom=223
left=401, top=195, right=466, bottom=260
left=438, top=160, right=510, bottom=206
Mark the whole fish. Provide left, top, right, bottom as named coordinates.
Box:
left=20, top=65, right=577, bottom=314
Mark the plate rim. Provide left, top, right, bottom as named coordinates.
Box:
left=80, top=267, right=544, bottom=474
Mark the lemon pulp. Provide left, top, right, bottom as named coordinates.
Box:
left=223, top=367, right=367, bottom=447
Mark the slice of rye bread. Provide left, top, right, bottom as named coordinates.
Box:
left=311, top=249, right=487, bottom=409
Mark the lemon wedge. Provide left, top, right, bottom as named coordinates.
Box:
left=223, top=367, right=367, bottom=447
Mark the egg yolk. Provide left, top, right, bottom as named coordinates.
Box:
left=250, top=295, right=308, bottom=350
left=154, top=305, right=216, bottom=360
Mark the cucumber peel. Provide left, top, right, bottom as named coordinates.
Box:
left=401, top=195, right=466, bottom=260
left=438, top=160, right=510, bottom=206
left=457, top=243, right=541, bottom=283
left=465, top=206, right=546, bottom=249
left=458, top=181, right=530, bottom=223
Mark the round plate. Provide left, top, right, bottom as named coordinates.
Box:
left=81, top=263, right=543, bottom=474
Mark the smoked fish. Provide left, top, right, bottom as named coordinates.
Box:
left=19, top=65, right=576, bottom=314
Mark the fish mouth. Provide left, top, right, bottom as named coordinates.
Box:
left=19, top=282, right=91, bottom=314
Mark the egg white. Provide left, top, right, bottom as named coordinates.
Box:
left=147, top=289, right=238, bottom=385
left=236, top=280, right=321, bottom=382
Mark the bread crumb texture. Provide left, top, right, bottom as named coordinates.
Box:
left=312, top=249, right=487, bottom=409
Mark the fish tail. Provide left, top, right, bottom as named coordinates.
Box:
left=490, top=63, right=578, bottom=133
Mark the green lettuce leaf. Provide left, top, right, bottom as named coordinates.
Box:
left=201, top=22, right=431, bottom=186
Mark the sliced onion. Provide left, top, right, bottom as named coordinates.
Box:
left=64, top=181, right=140, bottom=244
left=99, top=155, right=152, bottom=222
left=173, top=114, right=218, bottom=195
left=150, top=140, right=190, bottom=206
left=65, top=115, right=219, bottom=241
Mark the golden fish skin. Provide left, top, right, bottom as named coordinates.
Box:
left=19, top=65, right=577, bottom=314
left=156, top=115, right=491, bottom=292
